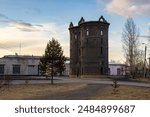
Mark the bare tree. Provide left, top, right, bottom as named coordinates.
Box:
left=122, top=18, right=142, bottom=78
left=148, top=27, right=150, bottom=45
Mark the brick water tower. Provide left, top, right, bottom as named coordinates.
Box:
left=69, top=16, right=110, bottom=78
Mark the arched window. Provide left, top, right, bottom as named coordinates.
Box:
left=86, top=38, right=88, bottom=44
left=75, top=34, right=77, bottom=39
left=100, top=30, right=103, bottom=36
left=101, top=38, right=103, bottom=44
left=100, top=67, right=103, bottom=74
left=101, top=47, right=103, bottom=54
left=86, top=28, right=89, bottom=36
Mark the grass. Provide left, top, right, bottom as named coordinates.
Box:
left=134, top=77, right=150, bottom=83
left=88, top=85, right=150, bottom=100
left=0, top=83, right=86, bottom=100
left=0, top=83, right=150, bottom=100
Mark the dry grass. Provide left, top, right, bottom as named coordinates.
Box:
left=135, top=78, right=150, bottom=83
left=0, top=83, right=86, bottom=100
left=0, top=83, right=150, bottom=100
left=88, top=85, right=150, bottom=100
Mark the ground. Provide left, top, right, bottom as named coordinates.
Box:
left=0, top=80, right=150, bottom=100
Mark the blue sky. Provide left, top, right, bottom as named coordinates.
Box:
left=0, top=0, right=150, bottom=62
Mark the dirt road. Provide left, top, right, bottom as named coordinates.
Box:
left=29, top=84, right=108, bottom=100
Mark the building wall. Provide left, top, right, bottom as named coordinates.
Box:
left=0, top=55, right=69, bottom=76
left=0, top=55, right=40, bottom=75
left=109, top=64, right=126, bottom=76
left=64, top=63, right=70, bottom=76
left=69, top=16, right=110, bottom=77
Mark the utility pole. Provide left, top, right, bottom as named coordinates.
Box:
left=144, top=45, right=147, bottom=78
left=19, top=42, right=21, bottom=55
left=148, top=57, right=150, bottom=78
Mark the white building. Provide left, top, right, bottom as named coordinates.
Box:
left=63, top=60, right=70, bottom=76
left=2, top=55, right=127, bottom=76
left=109, top=64, right=127, bottom=76
left=0, top=55, right=69, bottom=76
left=0, top=55, right=41, bottom=75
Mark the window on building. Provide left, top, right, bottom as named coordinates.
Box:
left=86, top=28, right=89, bottom=36
left=0, top=64, right=4, bottom=74
left=100, top=18, right=104, bottom=22
left=117, top=68, right=121, bottom=75
left=100, top=30, right=103, bottom=36
left=102, top=61, right=104, bottom=65
left=86, top=38, right=88, bottom=44
left=100, top=67, right=103, bottom=74
left=101, top=38, right=103, bottom=44
left=13, top=65, right=20, bottom=74
left=75, top=34, right=77, bottom=39
left=99, top=61, right=102, bottom=65
left=101, top=47, right=103, bottom=54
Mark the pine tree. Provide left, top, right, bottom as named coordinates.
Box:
left=39, top=38, right=66, bottom=84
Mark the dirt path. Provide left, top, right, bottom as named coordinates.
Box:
left=29, top=84, right=108, bottom=100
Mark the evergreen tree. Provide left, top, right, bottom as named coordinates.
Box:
left=39, top=38, right=66, bottom=84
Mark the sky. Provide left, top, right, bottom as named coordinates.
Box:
left=0, top=0, right=150, bottom=63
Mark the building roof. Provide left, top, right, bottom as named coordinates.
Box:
left=109, top=63, right=126, bottom=66
left=2, top=55, right=41, bottom=60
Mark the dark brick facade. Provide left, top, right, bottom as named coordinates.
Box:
left=69, top=16, right=110, bottom=77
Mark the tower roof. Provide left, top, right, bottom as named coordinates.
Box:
left=69, top=22, right=73, bottom=28
left=99, top=16, right=108, bottom=23
left=78, top=17, right=85, bottom=25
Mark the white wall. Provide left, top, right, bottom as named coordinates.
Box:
left=0, top=56, right=40, bottom=75
left=109, top=64, right=126, bottom=76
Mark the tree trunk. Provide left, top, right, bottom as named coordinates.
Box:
left=51, top=59, right=54, bottom=85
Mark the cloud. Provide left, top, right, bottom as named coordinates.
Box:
left=0, top=13, right=12, bottom=23
left=0, top=13, right=45, bottom=32
left=9, top=21, right=45, bottom=32
left=0, top=13, right=10, bottom=20
left=97, top=0, right=150, bottom=17
left=0, top=22, right=69, bottom=57
left=147, top=23, right=150, bottom=26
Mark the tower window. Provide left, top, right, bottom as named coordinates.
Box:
left=101, top=38, right=103, bottom=44
left=100, top=18, right=104, bottom=22
left=101, top=47, right=103, bottom=54
left=100, top=30, right=103, bottom=36
left=86, top=28, right=89, bottom=36
left=100, top=67, right=103, bottom=74
left=86, top=38, right=88, bottom=44
left=75, top=34, right=77, bottom=39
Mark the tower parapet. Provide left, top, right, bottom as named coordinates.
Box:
left=78, top=17, right=85, bottom=25
left=69, top=22, right=73, bottom=28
